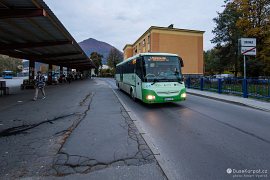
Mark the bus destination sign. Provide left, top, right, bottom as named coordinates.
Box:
left=148, top=56, right=169, bottom=62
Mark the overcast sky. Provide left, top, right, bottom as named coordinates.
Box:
left=45, top=0, right=225, bottom=51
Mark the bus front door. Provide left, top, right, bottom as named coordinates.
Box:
left=135, top=58, right=142, bottom=99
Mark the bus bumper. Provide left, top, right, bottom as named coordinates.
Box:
left=142, top=89, right=186, bottom=104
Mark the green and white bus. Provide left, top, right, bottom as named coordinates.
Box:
left=115, top=53, right=186, bottom=104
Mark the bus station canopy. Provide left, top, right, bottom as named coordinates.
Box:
left=0, top=0, right=95, bottom=70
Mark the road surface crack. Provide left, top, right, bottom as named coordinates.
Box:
left=56, top=92, right=95, bottom=153
left=51, top=103, right=156, bottom=177
left=52, top=149, right=155, bottom=176
left=0, top=113, right=76, bottom=137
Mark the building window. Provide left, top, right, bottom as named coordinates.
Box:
left=143, top=39, right=145, bottom=46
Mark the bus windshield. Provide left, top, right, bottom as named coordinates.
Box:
left=142, top=55, right=183, bottom=82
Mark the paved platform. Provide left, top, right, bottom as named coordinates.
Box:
left=187, top=89, right=270, bottom=112
left=0, top=78, right=166, bottom=180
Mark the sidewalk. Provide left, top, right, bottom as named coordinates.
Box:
left=0, top=78, right=166, bottom=180
left=186, top=88, right=270, bottom=112
left=45, top=78, right=166, bottom=180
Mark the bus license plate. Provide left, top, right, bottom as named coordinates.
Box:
left=164, top=98, right=174, bottom=101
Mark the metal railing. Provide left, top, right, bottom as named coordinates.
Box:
left=185, top=77, right=270, bottom=100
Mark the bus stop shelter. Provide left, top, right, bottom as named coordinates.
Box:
left=0, top=0, right=95, bottom=84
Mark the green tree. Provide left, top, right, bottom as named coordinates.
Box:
left=204, top=45, right=237, bottom=75
left=235, top=0, right=269, bottom=39
left=89, top=52, right=103, bottom=75
left=235, top=0, right=270, bottom=76
left=0, top=54, right=22, bottom=74
left=107, top=48, right=123, bottom=70
left=204, top=48, right=222, bottom=75
left=100, top=68, right=114, bottom=77
left=211, top=1, right=241, bottom=76
left=211, top=0, right=270, bottom=77
left=261, top=34, right=270, bottom=75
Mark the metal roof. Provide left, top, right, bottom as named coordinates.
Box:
left=0, top=0, right=95, bottom=70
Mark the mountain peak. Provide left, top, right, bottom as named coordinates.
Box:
left=81, top=37, right=99, bottom=43
left=79, top=38, right=122, bottom=64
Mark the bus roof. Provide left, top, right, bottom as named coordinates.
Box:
left=117, top=52, right=180, bottom=66
left=3, top=70, right=13, bottom=73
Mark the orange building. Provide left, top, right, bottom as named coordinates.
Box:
left=123, top=26, right=205, bottom=75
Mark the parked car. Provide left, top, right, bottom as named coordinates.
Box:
left=213, top=74, right=234, bottom=79
left=258, top=76, right=270, bottom=84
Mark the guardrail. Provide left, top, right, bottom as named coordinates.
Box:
left=185, top=77, right=270, bottom=100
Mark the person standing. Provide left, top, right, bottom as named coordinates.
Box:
left=33, top=71, right=46, bottom=101
left=67, top=73, right=72, bottom=84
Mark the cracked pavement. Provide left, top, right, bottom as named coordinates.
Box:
left=0, top=78, right=166, bottom=180
left=52, top=105, right=156, bottom=176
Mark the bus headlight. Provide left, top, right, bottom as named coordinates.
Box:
left=181, top=93, right=187, bottom=98
left=146, top=95, right=155, bottom=100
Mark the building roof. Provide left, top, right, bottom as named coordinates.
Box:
left=123, top=44, right=133, bottom=51
left=0, top=0, right=95, bottom=70
left=125, top=26, right=205, bottom=49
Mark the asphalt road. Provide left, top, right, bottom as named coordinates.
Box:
left=105, top=78, right=270, bottom=180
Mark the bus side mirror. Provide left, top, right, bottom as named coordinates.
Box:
left=179, top=58, right=184, bottom=67
left=181, top=77, right=184, bottom=82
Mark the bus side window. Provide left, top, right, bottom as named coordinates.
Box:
left=120, top=64, right=123, bottom=81
left=124, top=63, right=127, bottom=74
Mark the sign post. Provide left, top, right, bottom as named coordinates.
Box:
left=239, top=38, right=256, bottom=98
left=241, top=46, right=256, bottom=79
left=244, top=55, right=246, bottom=79
left=239, top=38, right=256, bottom=79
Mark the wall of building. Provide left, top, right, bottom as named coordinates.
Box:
left=133, top=33, right=151, bottom=54
left=123, top=27, right=204, bottom=75
left=123, top=45, right=133, bottom=60
left=153, top=30, right=204, bottom=74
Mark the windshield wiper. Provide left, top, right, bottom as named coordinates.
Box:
left=177, top=77, right=184, bottom=84
left=175, top=75, right=184, bottom=84
left=151, top=78, right=159, bottom=85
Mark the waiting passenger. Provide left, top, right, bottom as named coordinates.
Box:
left=33, top=71, right=46, bottom=101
